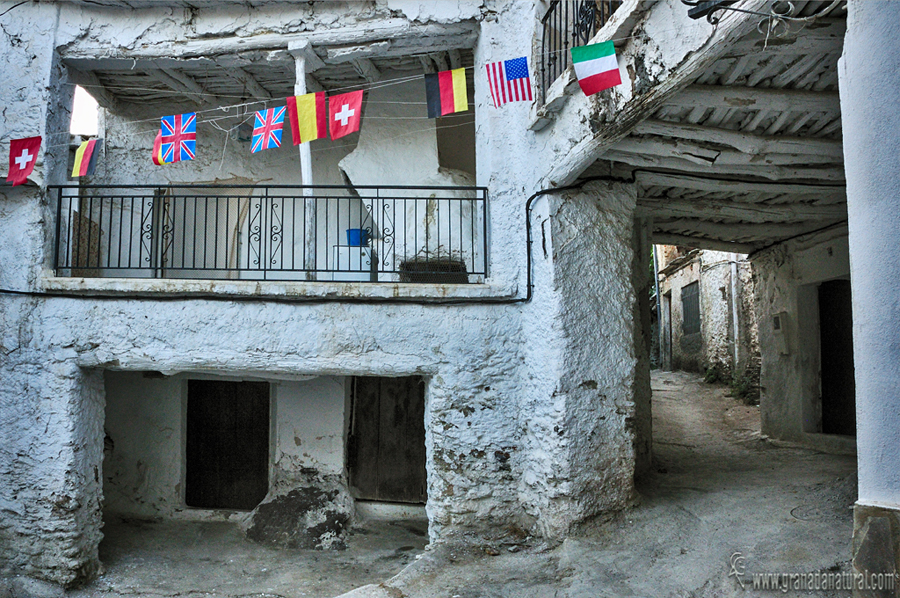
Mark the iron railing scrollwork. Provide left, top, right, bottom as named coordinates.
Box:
left=52, top=184, right=488, bottom=284
left=540, top=0, right=623, bottom=104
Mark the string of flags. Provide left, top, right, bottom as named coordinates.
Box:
left=6, top=44, right=623, bottom=185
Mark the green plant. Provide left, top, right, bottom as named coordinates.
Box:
left=704, top=366, right=723, bottom=384
left=729, top=373, right=759, bottom=405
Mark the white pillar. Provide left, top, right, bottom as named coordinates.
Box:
left=839, top=0, right=900, bottom=508
left=288, top=41, right=318, bottom=277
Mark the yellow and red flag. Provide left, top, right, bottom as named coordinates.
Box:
left=151, top=130, right=169, bottom=165
left=286, top=92, right=327, bottom=145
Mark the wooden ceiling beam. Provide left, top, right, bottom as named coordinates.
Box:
left=636, top=197, right=847, bottom=222
left=662, top=85, right=840, bottom=114
left=654, top=218, right=834, bottom=240
left=351, top=58, right=382, bottom=83
left=610, top=137, right=840, bottom=167
left=147, top=68, right=214, bottom=107
left=214, top=61, right=272, bottom=100
left=603, top=149, right=846, bottom=182
left=634, top=171, right=846, bottom=199
left=631, top=119, right=844, bottom=158
left=652, top=232, right=758, bottom=253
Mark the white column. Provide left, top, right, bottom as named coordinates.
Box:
left=839, top=1, right=900, bottom=507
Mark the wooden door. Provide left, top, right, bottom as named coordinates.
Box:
left=348, top=376, right=427, bottom=503
left=185, top=380, right=270, bottom=510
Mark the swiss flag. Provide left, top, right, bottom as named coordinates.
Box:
left=7, top=136, right=41, bottom=186
left=328, top=91, right=363, bottom=140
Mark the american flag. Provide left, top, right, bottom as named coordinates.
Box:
left=251, top=107, right=286, bottom=154
left=160, top=112, right=196, bottom=163
left=485, top=56, right=533, bottom=108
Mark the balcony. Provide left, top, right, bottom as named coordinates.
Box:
left=540, top=0, right=623, bottom=104
left=51, top=185, right=487, bottom=284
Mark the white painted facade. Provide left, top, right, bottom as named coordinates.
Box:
left=2, top=0, right=898, bottom=591
left=0, top=1, right=647, bottom=586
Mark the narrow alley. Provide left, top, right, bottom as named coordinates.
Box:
left=344, top=370, right=857, bottom=598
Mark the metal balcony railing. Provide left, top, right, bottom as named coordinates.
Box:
left=540, top=0, right=623, bottom=104
left=51, top=185, right=488, bottom=283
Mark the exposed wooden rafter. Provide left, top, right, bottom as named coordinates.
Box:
left=610, top=136, right=841, bottom=168
left=351, top=58, right=382, bottom=83
left=662, top=85, right=840, bottom=115
left=147, top=68, right=211, bottom=107
left=654, top=218, right=832, bottom=241
left=652, top=232, right=758, bottom=253
left=634, top=171, right=846, bottom=200
left=603, top=150, right=846, bottom=182
left=214, top=60, right=272, bottom=100
left=636, top=198, right=847, bottom=222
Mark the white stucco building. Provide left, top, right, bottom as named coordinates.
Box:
left=1, top=0, right=898, bottom=593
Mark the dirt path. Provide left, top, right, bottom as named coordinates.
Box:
left=353, top=370, right=857, bottom=598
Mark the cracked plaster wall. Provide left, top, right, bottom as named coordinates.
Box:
left=1, top=0, right=646, bottom=585
left=102, top=372, right=347, bottom=520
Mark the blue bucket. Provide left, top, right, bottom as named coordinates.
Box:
left=346, top=228, right=370, bottom=246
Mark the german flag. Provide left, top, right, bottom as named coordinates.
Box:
left=425, top=68, right=468, bottom=119
left=286, top=92, right=327, bottom=144
left=71, top=138, right=101, bottom=178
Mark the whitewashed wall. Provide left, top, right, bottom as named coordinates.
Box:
left=102, top=372, right=346, bottom=519
left=0, top=0, right=648, bottom=586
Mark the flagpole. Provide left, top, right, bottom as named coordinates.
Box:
left=290, top=42, right=318, bottom=280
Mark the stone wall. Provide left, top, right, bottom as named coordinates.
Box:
left=518, top=181, right=641, bottom=537
left=751, top=228, right=851, bottom=444
left=657, top=249, right=759, bottom=389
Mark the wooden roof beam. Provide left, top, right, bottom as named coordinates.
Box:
left=351, top=58, right=382, bottom=83
left=630, top=119, right=844, bottom=158
left=663, top=85, right=840, bottom=114
left=654, top=218, right=837, bottom=241
left=610, top=136, right=841, bottom=168
left=604, top=149, right=846, bottom=182
left=634, top=171, right=846, bottom=199
left=636, top=197, right=847, bottom=222
left=215, top=61, right=272, bottom=100
left=147, top=68, right=213, bottom=107
left=652, top=232, right=758, bottom=253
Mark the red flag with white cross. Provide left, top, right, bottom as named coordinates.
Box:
left=7, top=136, right=41, bottom=186
left=328, top=91, right=363, bottom=140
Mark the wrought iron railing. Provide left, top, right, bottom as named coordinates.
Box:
left=51, top=185, right=488, bottom=283
left=540, top=0, right=623, bottom=104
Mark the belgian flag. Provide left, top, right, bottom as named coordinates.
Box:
left=425, top=68, right=468, bottom=119
left=71, top=138, right=101, bottom=178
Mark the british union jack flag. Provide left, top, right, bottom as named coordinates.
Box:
left=251, top=107, right=286, bottom=154
left=160, top=112, right=196, bottom=163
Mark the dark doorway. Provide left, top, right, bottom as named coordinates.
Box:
left=348, top=376, right=427, bottom=504
left=185, top=380, right=270, bottom=509
left=818, top=279, right=856, bottom=436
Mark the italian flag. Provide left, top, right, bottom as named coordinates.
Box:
left=571, top=41, right=622, bottom=96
